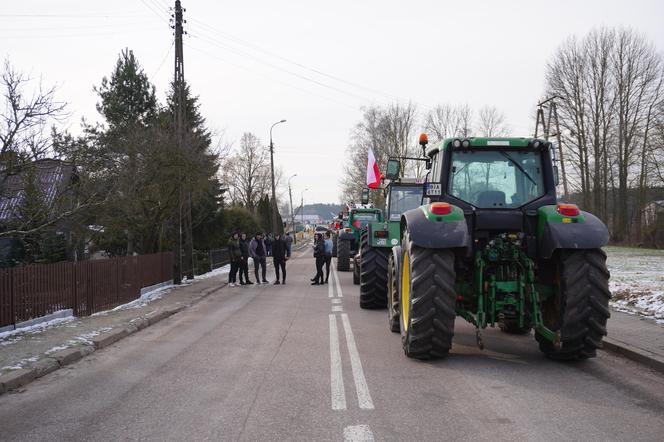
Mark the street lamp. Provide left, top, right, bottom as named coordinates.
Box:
left=269, top=119, right=287, bottom=235
left=288, top=174, right=297, bottom=244
left=301, top=188, right=309, bottom=235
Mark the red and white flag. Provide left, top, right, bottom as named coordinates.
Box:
left=366, top=147, right=381, bottom=189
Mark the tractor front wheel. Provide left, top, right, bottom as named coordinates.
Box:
left=537, top=249, right=611, bottom=360
left=337, top=239, right=351, bottom=271
left=359, top=230, right=388, bottom=309
left=399, top=231, right=456, bottom=359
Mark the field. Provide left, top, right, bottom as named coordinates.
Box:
left=606, top=246, right=664, bottom=323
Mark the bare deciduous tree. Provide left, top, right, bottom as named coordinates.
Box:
left=476, top=105, right=508, bottom=137
left=223, top=132, right=270, bottom=210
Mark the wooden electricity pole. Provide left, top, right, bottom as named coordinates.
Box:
left=172, top=0, right=194, bottom=282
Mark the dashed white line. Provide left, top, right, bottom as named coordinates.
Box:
left=328, top=271, right=334, bottom=298
left=331, top=298, right=342, bottom=304
left=332, top=305, right=343, bottom=312
left=343, top=425, right=375, bottom=442
left=332, top=262, right=343, bottom=298
left=340, top=313, right=374, bottom=410
left=329, top=314, right=346, bottom=410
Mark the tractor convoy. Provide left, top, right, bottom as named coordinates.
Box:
left=334, top=134, right=611, bottom=362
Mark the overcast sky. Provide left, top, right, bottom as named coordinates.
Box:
left=2, top=0, right=663, bottom=203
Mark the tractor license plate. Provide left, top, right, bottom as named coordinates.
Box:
left=426, top=183, right=442, bottom=196
left=376, top=238, right=387, bottom=246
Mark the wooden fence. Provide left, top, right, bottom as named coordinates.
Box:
left=0, top=252, right=173, bottom=329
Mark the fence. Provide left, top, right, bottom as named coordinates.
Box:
left=0, top=252, right=173, bottom=329
left=209, top=248, right=230, bottom=271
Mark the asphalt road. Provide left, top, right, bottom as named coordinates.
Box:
left=1, top=249, right=663, bottom=442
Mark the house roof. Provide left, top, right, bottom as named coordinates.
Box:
left=0, top=159, right=76, bottom=223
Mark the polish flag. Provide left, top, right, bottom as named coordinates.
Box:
left=366, top=147, right=381, bottom=189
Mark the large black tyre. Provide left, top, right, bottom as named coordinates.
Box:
left=400, top=231, right=456, bottom=359
left=337, top=239, right=351, bottom=271
left=332, top=234, right=338, bottom=257
left=536, top=249, right=611, bottom=360
left=359, top=230, right=389, bottom=310
left=387, top=251, right=400, bottom=333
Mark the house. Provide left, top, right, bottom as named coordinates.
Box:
left=0, top=159, right=78, bottom=265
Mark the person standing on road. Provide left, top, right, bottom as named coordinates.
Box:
left=272, top=233, right=288, bottom=285
left=250, top=232, right=268, bottom=284
left=311, top=233, right=326, bottom=285
left=285, top=232, right=293, bottom=258
left=323, top=231, right=333, bottom=284
left=227, top=232, right=242, bottom=287
left=238, top=232, right=253, bottom=285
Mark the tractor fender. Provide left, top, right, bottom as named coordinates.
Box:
left=400, top=206, right=470, bottom=250
left=539, top=211, right=609, bottom=258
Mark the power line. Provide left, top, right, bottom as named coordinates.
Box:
left=184, top=42, right=360, bottom=111
left=139, top=0, right=170, bottom=24
left=151, top=41, right=174, bottom=80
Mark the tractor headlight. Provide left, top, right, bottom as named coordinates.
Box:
left=461, top=139, right=470, bottom=148
left=452, top=139, right=462, bottom=148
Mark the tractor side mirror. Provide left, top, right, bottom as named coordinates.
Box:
left=553, top=165, right=560, bottom=186
left=426, top=158, right=432, bottom=170
left=386, top=159, right=401, bottom=180
left=361, top=188, right=370, bottom=205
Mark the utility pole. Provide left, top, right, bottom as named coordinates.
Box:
left=535, top=96, right=569, bottom=199
left=288, top=174, right=297, bottom=244
left=269, top=120, right=286, bottom=235
left=172, top=0, right=194, bottom=283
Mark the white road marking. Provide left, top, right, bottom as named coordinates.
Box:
left=331, top=298, right=342, bottom=304
left=332, top=262, right=343, bottom=298
left=332, top=306, right=343, bottom=312
left=340, top=313, right=374, bottom=410
left=328, top=272, right=334, bottom=298
left=329, top=314, right=346, bottom=410
left=343, top=425, right=375, bottom=442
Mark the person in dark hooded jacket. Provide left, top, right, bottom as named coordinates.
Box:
left=311, top=233, right=326, bottom=285
left=238, top=232, right=253, bottom=285
left=271, top=233, right=288, bottom=284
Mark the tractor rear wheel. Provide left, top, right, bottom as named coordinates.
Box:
left=387, top=251, right=400, bottom=333
left=337, top=239, right=351, bottom=271
left=359, top=230, right=388, bottom=309
left=332, top=234, right=338, bottom=257
left=537, top=249, right=611, bottom=360
left=400, top=231, right=456, bottom=359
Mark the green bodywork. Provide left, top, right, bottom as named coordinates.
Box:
left=346, top=208, right=383, bottom=245
left=368, top=180, right=424, bottom=248
left=441, top=137, right=534, bottom=149
left=537, top=205, right=585, bottom=237
left=455, top=233, right=558, bottom=344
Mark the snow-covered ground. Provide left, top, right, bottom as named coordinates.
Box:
left=606, top=246, right=664, bottom=323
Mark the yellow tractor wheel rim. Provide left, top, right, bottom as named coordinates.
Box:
left=401, top=249, right=410, bottom=332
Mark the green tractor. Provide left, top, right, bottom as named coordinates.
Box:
left=393, top=137, right=611, bottom=360
left=336, top=207, right=383, bottom=271
left=358, top=178, right=424, bottom=311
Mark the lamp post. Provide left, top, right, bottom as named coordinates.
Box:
left=269, top=119, right=287, bottom=235
left=301, top=188, right=308, bottom=236
left=288, top=174, right=297, bottom=244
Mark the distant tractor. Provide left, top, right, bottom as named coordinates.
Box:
left=336, top=207, right=383, bottom=271
left=393, top=137, right=611, bottom=360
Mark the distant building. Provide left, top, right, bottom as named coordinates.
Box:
left=297, top=214, right=321, bottom=225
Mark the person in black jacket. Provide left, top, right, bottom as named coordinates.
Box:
left=271, top=233, right=288, bottom=284
left=238, top=232, right=253, bottom=285
left=227, top=232, right=241, bottom=287
left=312, top=233, right=326, bottom=285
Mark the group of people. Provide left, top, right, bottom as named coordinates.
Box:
left=227, top=232, right=293, bottom=287
left=311, top=231, right=333, bottom=285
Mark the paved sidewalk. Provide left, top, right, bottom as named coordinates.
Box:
left=604, top=309, right=664, bottom=372
left=0, top=272, right=227, bottom=376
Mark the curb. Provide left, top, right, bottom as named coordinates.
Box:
left=0, top=281, right=226, bottom=396
left=601, top=337, right=664, bottom=374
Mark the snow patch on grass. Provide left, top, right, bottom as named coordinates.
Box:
left=606, top=246, right=664, bottom=323
left=0, top=315, right=75, bottom=341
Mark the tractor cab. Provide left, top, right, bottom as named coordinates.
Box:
left=425, top=137, right=560, bottom=257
